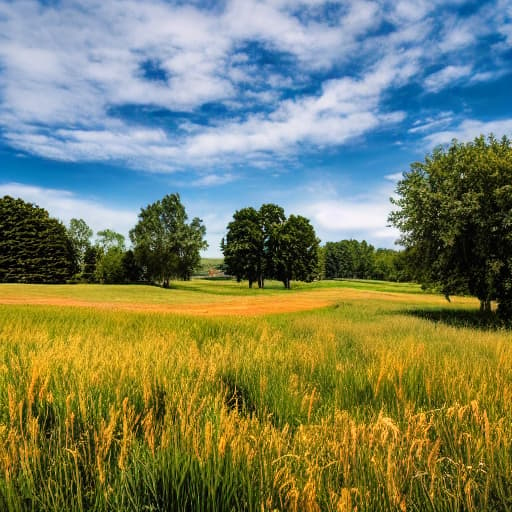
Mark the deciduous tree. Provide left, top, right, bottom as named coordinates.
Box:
left=389, top=134, right=512, bottom=318
left=273, top=215, right=319, bottom=289
left=130, top=193, right=207, bottom=287
left=223, top=205, right=319, bottom=288
left=67, top=218, right=93, bottom=273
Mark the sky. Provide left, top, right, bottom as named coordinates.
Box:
left=0, top=0, right=511, bottom=257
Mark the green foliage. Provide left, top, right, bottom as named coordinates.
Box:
left=389, top=134, right=512, bottom=318
left=95, top=229, right=126, bottom=252
left=222, top=206, right=263, bottom=287
left=130, top=193, right=207, bottom=287
left=95, top=247, right=125, bottom=284
left=324, top=239, right=372, bottom=279
left=93, top=230, right=126, bottom=284
left=273, top=214, right=319, bottom=288
left=82, top=246, right=100, bottom=283
left=222, top=204, right=318, bottom=288
left=122, top=249, right=144, bottom=283
left=0, top=196, right=77, bottom=283
left=323, top=239, right=410, bottom=282
left=67, top=218, right=93, bottom=272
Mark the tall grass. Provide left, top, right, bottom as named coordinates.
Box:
left=0, top=283, right=510, bottom=511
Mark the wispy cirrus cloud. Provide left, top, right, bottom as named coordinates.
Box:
left=424, top=65, right=473, bottom=93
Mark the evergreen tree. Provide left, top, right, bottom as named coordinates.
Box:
left=82, top=246, right=100, bottom=283
left=122, top=249, right=144, bottom=283
left=0, top=196, right=77, bottom=283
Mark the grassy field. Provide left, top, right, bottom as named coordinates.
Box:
left=0, top=280, right=510, bottom=511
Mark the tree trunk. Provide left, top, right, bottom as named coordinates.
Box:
left=479, top=299, right=491, bottom=313
left=249, top=279, right=253, bottom=288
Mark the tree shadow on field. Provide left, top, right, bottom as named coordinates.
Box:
left=401, top=307, right=510, bottom=331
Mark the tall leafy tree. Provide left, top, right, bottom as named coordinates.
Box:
left=130, top=193, right=207, bottom=287
left=67, top=218, right=93, bottom=272
left=273, top=215, right=319, bottom=289
left=94, top=229, right=126, bottom=284
left=259, top=203, right=286, bottom=288
left=389, top=134, right=512, bottom=318
left=223, top=206, right=319, bottom=288
left=177, top=217, right=208, bottom=281
left=95, top=229, right=126, bottom=252
left=222, top=207, right=262, bottom=288
left=0, top=196, right=77, bottom=283
left=223, top=204, right=288, bottom=288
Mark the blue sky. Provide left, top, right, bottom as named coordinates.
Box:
left=0, top=0, right=511, bottom=256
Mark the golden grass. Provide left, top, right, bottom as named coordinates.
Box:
left=0, top=282, right=477, bottom=316
left=0, top=281, right=510, bottom=511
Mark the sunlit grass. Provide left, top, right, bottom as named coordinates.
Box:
left=0, top=281, right=510, bottom=511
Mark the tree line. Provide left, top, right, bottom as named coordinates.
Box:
left=0, top=193, right=207, bottom=285
left=3, top=132, right=511, bottom=318
left=321, top=240, right=412, bottom=282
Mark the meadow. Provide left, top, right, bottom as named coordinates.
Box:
left=0, top=280, right=511, bottom=511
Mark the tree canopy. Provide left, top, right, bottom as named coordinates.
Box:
left=67, top=218, right=93, bottom=272
left=0, top=196, right=77, bottom=283
left=273, top=214, right=319, bottom=289
left=94, top=229, right=127, bottom=284
left=222, top=207, right=264, bottom=288
left=130, top=193, right=207, bottom=287
left=222, top=204, right=318, bottom=288
left=389, top=134, right=512, bottom=318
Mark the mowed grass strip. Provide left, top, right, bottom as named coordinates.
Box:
left=0, top=281, right=510, bottom=511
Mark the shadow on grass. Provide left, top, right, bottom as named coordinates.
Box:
left=402, top=307, right=510, bottom=331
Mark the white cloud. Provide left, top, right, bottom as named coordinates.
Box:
left=408, top=112, right=454, bottom=133
left=0, top=182, right=137, bottom=241
left=191, top=173, right=237, bottom=187
left=291, top=178, right=401, bottom=248
left=423, top=118, right=512, bottom=146
left=384, top=172, right=403, bottom=181
left=424, top=65, right=472, bottom=92
left=470, top=70, right=507, bottom=83
left=0, top=0, right=508, bottom=172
